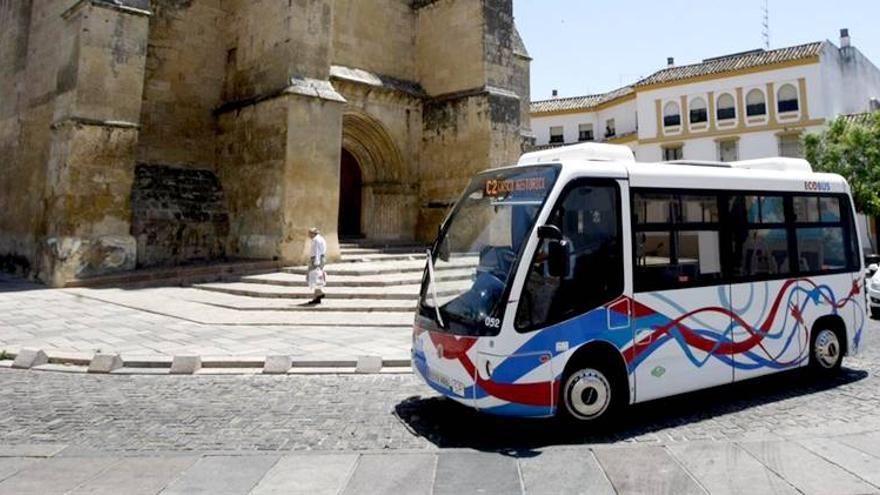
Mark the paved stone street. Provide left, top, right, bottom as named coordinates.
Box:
left=0, top=320, right=879, bottom=492
left=0, top=274, right=411, bottom=363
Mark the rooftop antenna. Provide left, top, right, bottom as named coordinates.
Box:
left=762, top=0, right=770, bottom=49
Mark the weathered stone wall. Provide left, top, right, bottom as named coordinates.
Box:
left=217, top=92, right=344, bottom=264
left=511, top=29, right=533, bottom=144
left=222, top=0, right=333, bottom=103
left=215, top=0, right=344, bottom=265
left=217, top=97, right=289, bottom=261
left=0, top=0, right=40, bottom=275
left=414, top=0, right=527, bottom=241
left=331, top=0, right=416, bottom=82
left=131, top=164, right=229, bottom=267
left=137, top=0, right=227, bottom=169
left=39, top=2, right=150, bottom=286
left=0, top=0, right=530, bottom=283
left=0, top=0, right=150, bottom=284
left=415, top=0, right=485, bottom=96
left=418, top=93, right=492, bottom=240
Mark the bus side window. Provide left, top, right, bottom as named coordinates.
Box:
left=633, top=191, right=722, bottom=291
left=728, top=195, right=791, bottom=278
left=515, top=181, right=623, bottom=331
left=793, top=195, right=853, bottom=273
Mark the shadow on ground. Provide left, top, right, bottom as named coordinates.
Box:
left=0, top=274, right=46, bottom=293
left=394, top=366, right=868, bottom=454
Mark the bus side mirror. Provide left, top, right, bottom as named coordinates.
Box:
left=538, top=225, right=562, bottom=240
left=438, top=237, right=451, bottom=262
left=547, top=240, right=568, bottom=278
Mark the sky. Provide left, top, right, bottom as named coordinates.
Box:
left=514, top=0, right=880, bottom=102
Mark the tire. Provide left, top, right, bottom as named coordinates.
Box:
left=809, top=327, right=844, bottom=376
left=871, top=307, right=880, bottom=320
left=558, top=359, right=624, bottom=423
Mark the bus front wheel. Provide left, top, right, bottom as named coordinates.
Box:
left=559, top=358, right=624, bottom=423
left=810, top=327, right=843, bottom=375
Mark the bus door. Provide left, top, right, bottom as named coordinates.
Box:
left=498, top=178, right=626, bottom=415
left=631, top=192, right=733, bottom=402
left=728, top=195, right=802, bottom=380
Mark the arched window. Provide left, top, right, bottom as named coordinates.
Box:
left=689, top=97, right=708, bottom=124
left=777, top=84, right=799, bottom=113
left=746, top=89, right=767, bottom=117
left=717, top=93, right=736, bottom=121
left=663, top=101, right=681, bottom=127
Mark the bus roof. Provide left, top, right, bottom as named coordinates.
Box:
left=517, top=143, right=849, bottom=195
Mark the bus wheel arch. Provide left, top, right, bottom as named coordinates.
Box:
left=809, top=314, right=847, bottom=374
left=557, top=341, right=629, bottom=422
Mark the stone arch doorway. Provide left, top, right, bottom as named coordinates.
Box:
left=340, top=111, right=414, bottom=240
left=338, top=148, right=363, bottom=238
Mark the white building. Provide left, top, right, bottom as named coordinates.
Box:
left=531, top=30, right=880, bottom=164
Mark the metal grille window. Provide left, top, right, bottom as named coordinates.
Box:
left=778, top=134, right=803, bottom=158
left=578, top=124, right=594, bottom=142
left=663, top=145, right=683, bottom=161
left=718, top=140, right=738, bottom=162
left=549, top=126, right=564, bottom=144
left=605, top=119, right=616, bottom=138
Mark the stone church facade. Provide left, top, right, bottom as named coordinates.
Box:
left=0, top=0, right=531, bottom=286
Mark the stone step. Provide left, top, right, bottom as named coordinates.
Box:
left=193, top=281, right=468, bottom=300
left=186, top=294, right=416, bottom=313
left=339, top=240, right=426, bottom=250
left=339, top=252, right=425, bottom=263
left=240, top=269, right=472, bottom=288
left=62, top=260, right=282, bottom=289
left=284, top=257, right=476, bottom=276
left=339, top=246, right=426, bottom=256
left=188, top=296, right=416, bottom=314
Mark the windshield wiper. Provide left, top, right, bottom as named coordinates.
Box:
left=425, top=249, right=445, bottom=327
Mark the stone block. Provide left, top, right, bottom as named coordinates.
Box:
left=170, top=356, right=201, bottom=374
left=88, top=353, right=123, bottom=373
left=11, top=349, right=49, bottom=369
left=355, top=355, right=383, bottom=374
left=263, top=355, right=292, bottom=374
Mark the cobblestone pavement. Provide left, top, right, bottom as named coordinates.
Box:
left=1, top=320, right=878, bottom=453
left=0, top=275, right=410, bottom=362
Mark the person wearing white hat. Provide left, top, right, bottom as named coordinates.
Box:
left=306, top=227, right=327, bottom=304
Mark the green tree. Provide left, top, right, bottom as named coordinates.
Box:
left=804, top=111, right=880, bottom=215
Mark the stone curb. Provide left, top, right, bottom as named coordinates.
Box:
left=0, top=350, right=412, bottom=375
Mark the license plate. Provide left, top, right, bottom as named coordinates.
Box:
left=427, top=369, right=466, bottom=395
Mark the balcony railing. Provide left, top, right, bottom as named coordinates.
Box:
left=778, top=99, right=799, bottom=113
left=746, top=103, right=767, bottom=117
left=717, top=107, right=736, bottom=121
left=663, top=115, right=681, bottom=127
left=689, top=108, right=708, bottom=124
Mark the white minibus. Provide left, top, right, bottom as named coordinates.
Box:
left=413, top=143, right=866, bottom=422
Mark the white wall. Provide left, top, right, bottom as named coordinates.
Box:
left=820, top=43, right=880, bottom=117
left=532, top=99, right=637, bottom=146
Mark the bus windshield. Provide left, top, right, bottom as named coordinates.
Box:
left=420, top=165, right=559, bottom=336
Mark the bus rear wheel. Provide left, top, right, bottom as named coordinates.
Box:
left=559, top=363, right=622, bottom=423
left=810, top=328, right=843, bottom=376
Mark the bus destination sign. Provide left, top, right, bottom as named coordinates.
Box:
left=484, top=176, right=547, bottom=197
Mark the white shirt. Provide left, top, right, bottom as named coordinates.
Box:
left=310, top=234, right=327, bottom=259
